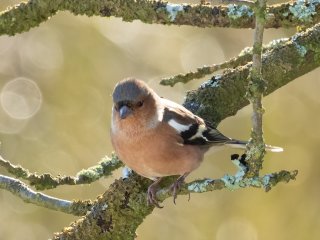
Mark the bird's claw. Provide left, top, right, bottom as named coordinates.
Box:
left=170, top=173, right=189, bottom=204
left=147, top=181, right=163, bottom=208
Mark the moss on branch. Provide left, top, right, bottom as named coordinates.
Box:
left=52, top=168, right=297, bottom=239
left=1, top=0, right=320, bottom=36
left=0, top=174, right=93, bottom=215
left=52, top=174, right=154, bottom=240
left=160, top=38, right=287, bottom=87
left=244, top=0, right=267, bottom=177
left=0, top=154, right=123, bottom=190
left=184, top=22, right=320, bottom=127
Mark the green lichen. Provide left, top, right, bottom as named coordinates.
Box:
left=122, top=167, right=133, bottom=179
left=231, top=160, right=247, bottom=179
left=0, top=0, right=59, bottom=36
left=77, top=166, right=103, bottom=182
left=99, top=154, right=123, bottom=175
left=239, top=47, right=253, bottom=57
left=261, top=174, right=271, bottom=190
left=221, top=173, right=272, bottom=191
left=294, top=43, right=307, bottom=56
left=221, top=153, right=261, bottom=190
left=71, top=199, right=94, bottom=216
left=282, top=12, right=289, bottom=17
left=265, top=38, right=289, bottom=49
left=187, top=179, right=214, bottom=193
left=289, top=0, right=320, bottom=22
left=30, top=173, right=59, bottom=190
left=165, top=3, right=184, bottom=21
left=227, top=4, right=254, bottom=20
left=221, top=174, right=240, bottom=190
left=76, top=155, right=123, bottom=183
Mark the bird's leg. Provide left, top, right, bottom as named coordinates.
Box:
left=147, top=177, right=163, bottom=208
left=170, top=172, right=190, bottom=204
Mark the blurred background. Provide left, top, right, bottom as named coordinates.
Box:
left=0, top=0, right=320, bottom=239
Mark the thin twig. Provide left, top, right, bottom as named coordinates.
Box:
left=245, top=0, right=267, bottom=177
left=0, top=174, right=92, bottom=215
left=219, top=0, right=255, bottom=7
left=160, top=47, right=253, bottom=86
left=160, top=169, right=298, bottom=198
left=160, top=37, right=292, bottom=87
left=0, top=154, right=123, bottom=190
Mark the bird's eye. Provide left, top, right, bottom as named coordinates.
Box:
left=137, top=101, right=143, bottom=107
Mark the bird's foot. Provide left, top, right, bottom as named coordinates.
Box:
left=170, top=173, right=190, bottom=204
left=147, top=178, right=163, bottom=208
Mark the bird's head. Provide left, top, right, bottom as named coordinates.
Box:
left=112, top=78, right=157, bottom=122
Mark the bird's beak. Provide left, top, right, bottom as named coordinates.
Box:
left=119, top=105, right=132, bottom=119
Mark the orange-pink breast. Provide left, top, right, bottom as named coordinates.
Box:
left=111, top=120, right=205, bottom=179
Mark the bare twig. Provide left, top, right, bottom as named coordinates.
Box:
left=0, top=154, right=123, bottom=190
left=0, top=174, right=92, bottom=215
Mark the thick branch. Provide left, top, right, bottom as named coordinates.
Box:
left=184, top=22, right=320, bottom=127
left=0, top=174, right=92, bottom=215
left=0, top=154, right=123, bottom=190
left=52, top=162, right=297, bottom=239
left=1, top=0, right=320, bottom=36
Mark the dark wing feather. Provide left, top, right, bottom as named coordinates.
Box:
left=201, top=128, right=232, bottom=144
left=161, top=98, right=232, bottom=146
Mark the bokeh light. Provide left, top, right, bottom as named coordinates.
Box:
left=180, top=34, right=225, bottom=71
left=0, top=77, right=42, bottom=119
left=19, top=27, right=64, bottom=71
left=216, top=217, right=258, bottom=240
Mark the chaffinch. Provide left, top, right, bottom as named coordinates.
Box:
left=110, top=78, right=282, bottom=208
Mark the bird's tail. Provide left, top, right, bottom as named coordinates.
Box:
left=226, top=139, right=283, bottom=153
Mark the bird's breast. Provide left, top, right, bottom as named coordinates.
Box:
left=111, top=122, right=205, bottom=178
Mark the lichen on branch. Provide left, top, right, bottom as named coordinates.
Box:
left=184, top=22, right=320, bottom=127
left=0, top=154, right=123, bottom=190
left=51, top=154, right=297, bottom=239
left=243, top=0, right=267, bottom=177
left=1, top=0, right=320, bottom=36
left=159, top=37, right=290, bottom=87
left=0, top=174, right=92, bottom=215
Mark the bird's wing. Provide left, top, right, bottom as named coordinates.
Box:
left=160, top=98, right=232, bottom=146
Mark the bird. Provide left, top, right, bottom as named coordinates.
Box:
left=110, top=78, right=283, bottom=208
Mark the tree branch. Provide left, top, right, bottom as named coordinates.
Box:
left=219, top=0, right=255, bottom=7
left=0, top=154, right=123, bottom=190
left=0, top=174, right=92, bottom=215
left=160, top=45, right=253, bottom=86
left=51, top=154, right=297, bottom=239
left=244, top=0, right=266, bottom=177
left=184, top=22, right=320, bottom=127
left=1, top=0, right=320, bottom=36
